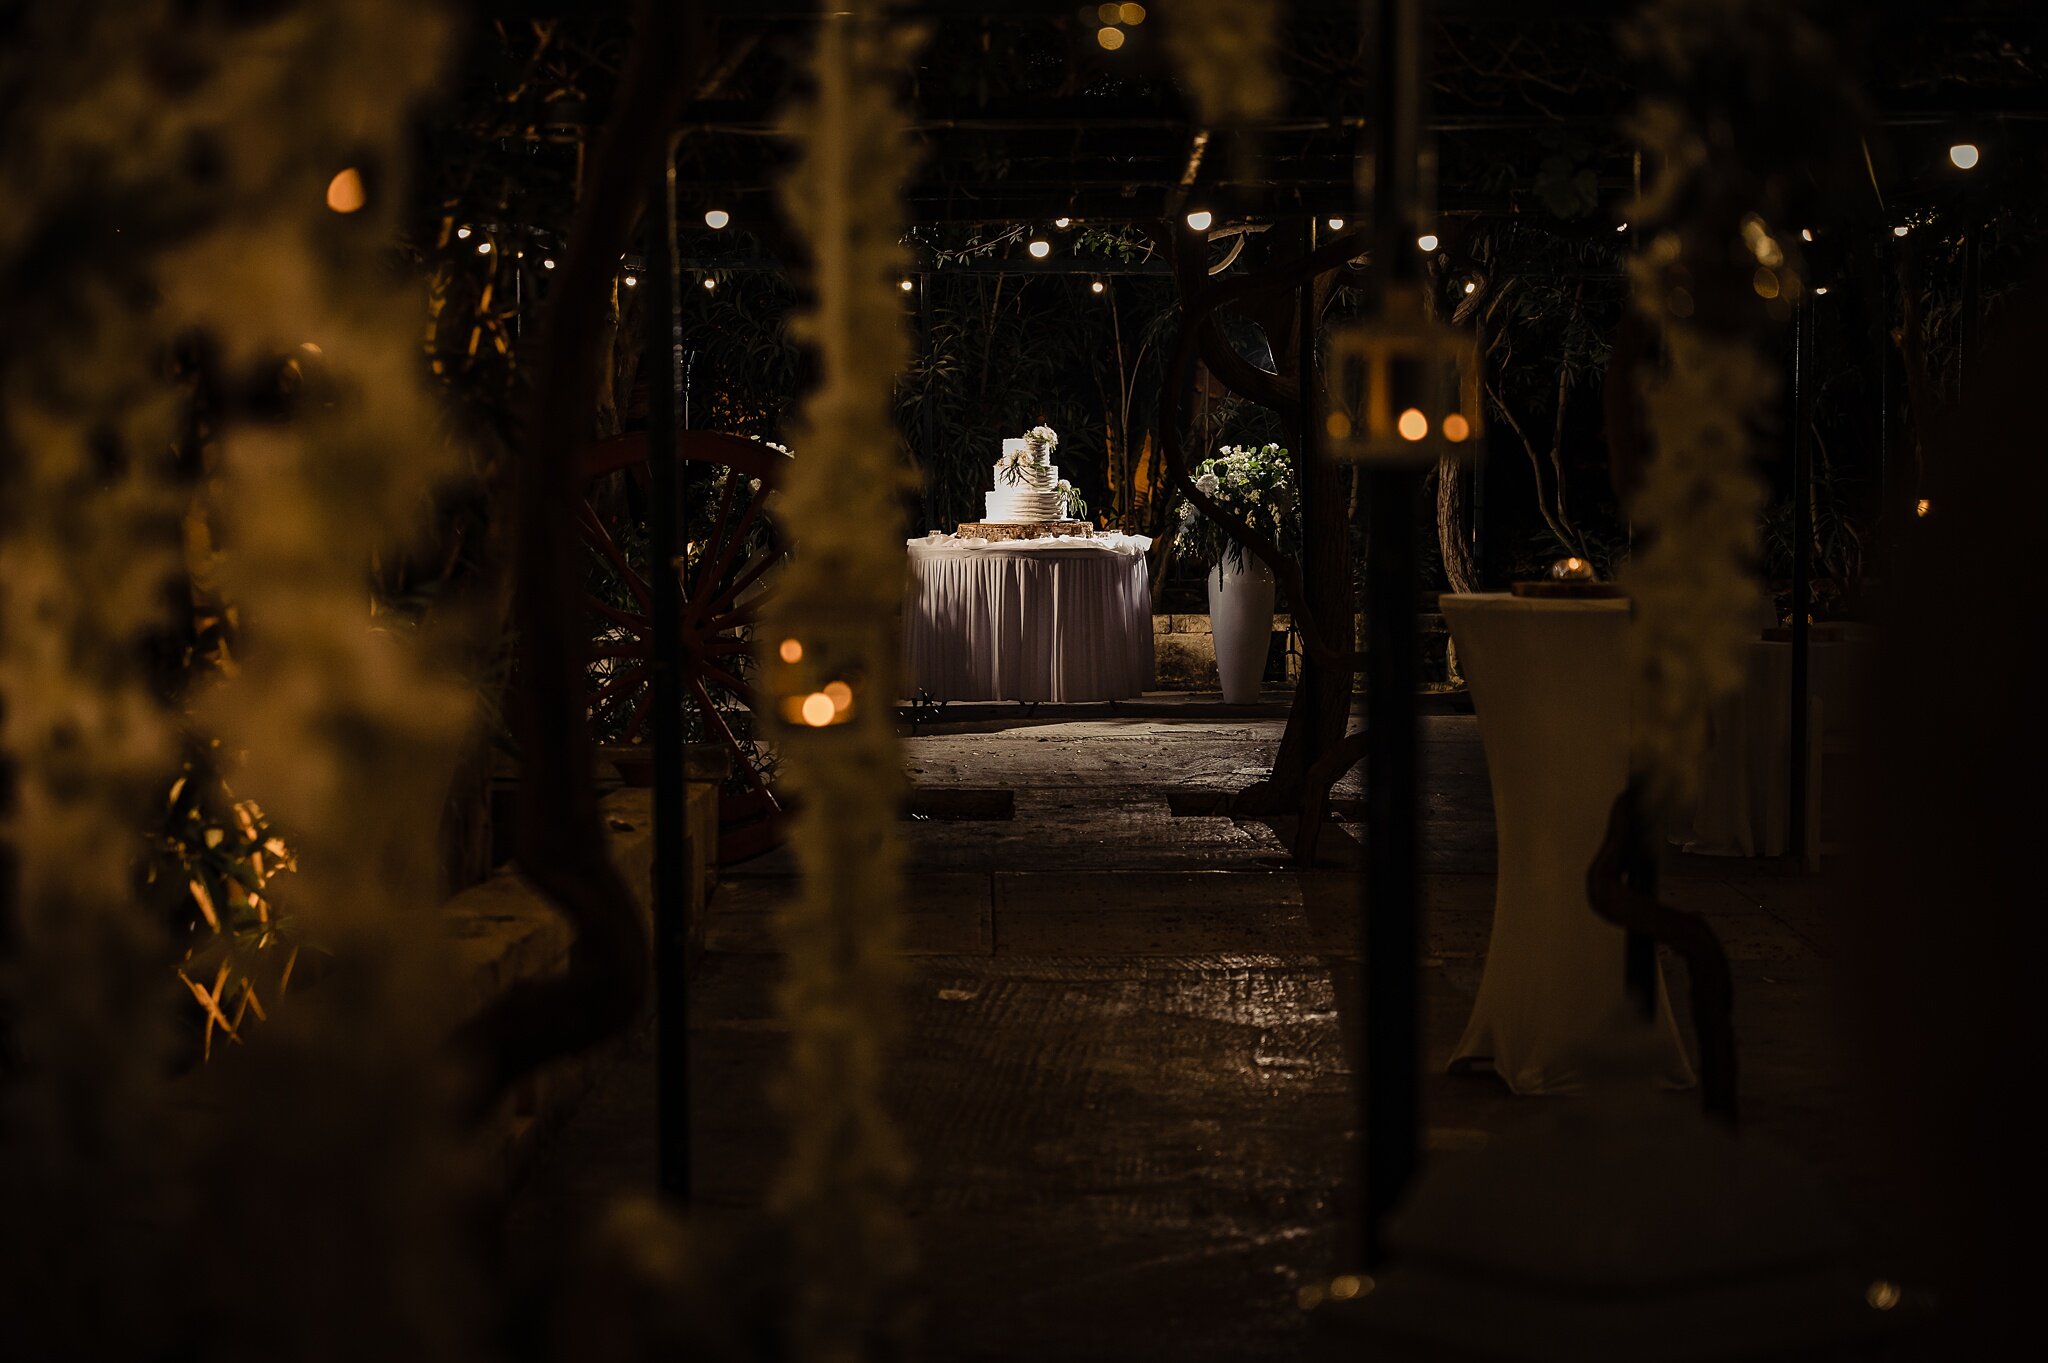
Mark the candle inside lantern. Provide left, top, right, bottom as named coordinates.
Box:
left=1550, top=556, right=1594, bottom=581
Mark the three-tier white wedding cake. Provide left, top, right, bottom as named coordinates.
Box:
left=985, top=435, right=1063, bottom=523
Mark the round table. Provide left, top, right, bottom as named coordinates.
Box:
left=904, top=533, right=1154, bottom=702
left=1440, top=592, right=1696, bottom=1096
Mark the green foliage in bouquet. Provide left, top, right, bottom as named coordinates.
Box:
left=1172, top=444, right=1300, bottom=572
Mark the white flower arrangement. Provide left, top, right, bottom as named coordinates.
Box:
left=1054, top=478, right=1087, bottom=520
left=997, top=430, right=1057, bottom=487
left=1173, top=442, right=1299, bottom=571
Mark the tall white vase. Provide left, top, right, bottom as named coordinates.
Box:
left=1207, top=555, right=1277, bottom=704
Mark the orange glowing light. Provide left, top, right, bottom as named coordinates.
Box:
left=1442, top=413, right=1471, bottom=443
left=800, top=692, right=836, bottom=727
left=1096, top=25, right=1125, bottom=50
left=1915, top=498, right=1931, bottom=518
left=778, top=638, right=803, bottom=663
left=325, top=168, right=366, bottom=214
left=824, top=681, right=854, bottom=714
left=1396, top=408, right=1429, bottom=442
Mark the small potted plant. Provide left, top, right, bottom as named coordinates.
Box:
left=1174, top=444, right=1298, bottom=702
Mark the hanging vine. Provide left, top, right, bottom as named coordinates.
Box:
left=766, top=2, right=925, bottom=1357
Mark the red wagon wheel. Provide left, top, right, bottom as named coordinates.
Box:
left=579, top=429, right=792, bottom=864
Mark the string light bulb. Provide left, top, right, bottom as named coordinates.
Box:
left=1893, top=225, right=1910, bottom=237
left=1028, top=237, right=1051, bottom=259
left=542, top=258, right=556, bottom=270
left=456, top=226, right=472, bottom=240
left=1813, top=285, right=1829, bottom=296
left=702, top=277, right=717, bottom=291
left=1185, top=209, right=1213, bottom=231
left=704, top=208, right=731, bottom=230
left=1090, top=280, right=1106, bottom=294
left=1949, top=142, right=1980, bottom=170
left=1800, top=228, right=1814, bottom=242
left=1327, top=217, right=1346, bottom=230
left=899, top=277, right=915, bottom=292
left=1396, top=408, right=1429, bottom=442
left=1616, top=222, right=1629, bottom=233
left=476, top=240, right=492, bottom=255
left=1054, top=216, right=1072, bottom=229
left=325, top=168, right=365, bottom=214
left=623, top=275, right=637, bottom=287
left=1416, top=233, right=1439, bottom=251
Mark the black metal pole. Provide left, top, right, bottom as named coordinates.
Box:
left=648, top=139, right=692, bottom=1203
left=1358, top=0, right=1423, bottom=1273
left=1788, top=295, right=1813, bottom=869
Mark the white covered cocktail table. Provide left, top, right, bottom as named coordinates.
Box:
left=1441, top=592, right=1695, bottom=1095
left=904, top=532, right=1154, bottom=703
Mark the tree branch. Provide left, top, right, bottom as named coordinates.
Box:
left=451, top=0, right=700, bottom=1121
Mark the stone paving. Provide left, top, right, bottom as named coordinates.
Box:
left=510, top=709, right=1893, bottom=1361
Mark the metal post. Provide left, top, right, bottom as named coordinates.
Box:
left=647, top=138, right=692, bottom=1203
left=1787, top=295, right=1813, bottom=869
left=1358, top=0, right=1423, bottom=1272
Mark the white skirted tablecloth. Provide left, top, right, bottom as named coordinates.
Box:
left=1683, top=635, right=1869, bottom=858
left=904, top=532, right=1155, bottom=702
left=1441, top=593, right=1696, bottom=1096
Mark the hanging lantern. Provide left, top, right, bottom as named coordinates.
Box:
left=1322, top=283, right=1483, bottom=465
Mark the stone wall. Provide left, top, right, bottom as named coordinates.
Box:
left=1151, top=607, right=1452, bottom=690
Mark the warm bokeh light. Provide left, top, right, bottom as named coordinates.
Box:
left=1442, top=413, right=1471, bottom=442
left=1028, top=238, right=1051, bottom=258
left=1097, top=2, right=1121, bottom=21
left=1325, top=411, right=1353, bottom=439
left=1616, top=221, right=1628, bottom=233
left=824, top=681, right=854, bottom=714
left=778, top=638, right=804, bottom=663
left=542, top=258, right=555, bottom=270
left=1327, top=216, right=1345, bottom=230
left=1866, top=1281, right=1902, bottom=1311
left=1949, top=142, right=1980, bottom=170
left=702, top=277, right=717, bottom=291
left=325, top=167, right=365, bottom=214
left=623, top=274, right=637, bottom=287
left=1119, top=2, right=1146, bottom=22
left=1915, top=498, right=1931, bottom=518
left=1463, top=280, right=1477, bottom=295
left=456, top=225, right=472, bottom=239
left=800, top=692, right=836, bottom=727
left=476, top=240, right=492, bottom=255
left=1054, top=216, right=1072, bottom=228
left=1096, top=25, right=1125, bottom=51
left=900, top=277, right=915, bottom=292
left=704, top=208, right=731, bottom=229
left=1090, top=280, right=1106, bottom=294
left=1416, top=233, right=1439, bottom=251
left=1800, top=228, right=1814, bottom=242
left=1396, top=408, right=1429, bottom=442
left=1185, top=209, right=1213, bottom=231
left=1814, top=285, right=1829, bottom=296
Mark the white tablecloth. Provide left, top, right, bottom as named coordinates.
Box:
left=1441, top=593, right=1696, bottom=1096
left=904, top=533, right=1155, bottom=702
left=1684, top=637, right=1869, bottom=858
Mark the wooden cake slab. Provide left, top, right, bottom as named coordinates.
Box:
left=955, top=521, right=1095, bottom=542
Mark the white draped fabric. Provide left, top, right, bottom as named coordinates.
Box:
left=1441, top=593, right=1696, bottom=1096
left=904, top=533, right=1154, bottom=702
left=1683, top=636, right=1869, bottom=858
